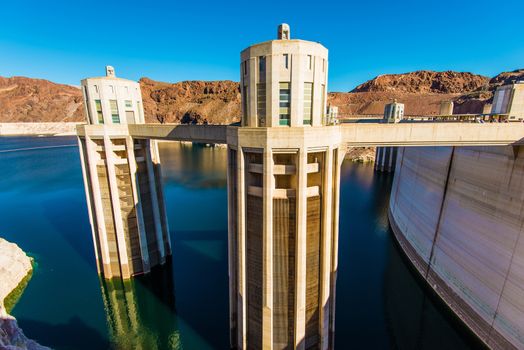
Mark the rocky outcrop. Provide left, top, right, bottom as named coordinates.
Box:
left=139, top=78, right=241, bottom=125
left=351, top=71, right=489, bottom=94
left=345, top=147, right=376, bottom=163
left=0, top=238, right=50, bottom=350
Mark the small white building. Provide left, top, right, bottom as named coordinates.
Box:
left=81, top=66, right=145, bottom=125
left=491, top=81, right=524, bottom=121
left=384, top=100, right=404, bottom=123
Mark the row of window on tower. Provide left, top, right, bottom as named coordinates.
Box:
left=243, top=54, right=326, bottom=126
left=244, top=82, right=325, bottom=126
left=91, top=99, right=141, bottom=124
left=242, top=82, right=326, bottom=127
left=242, top=54, right=326, bottom=75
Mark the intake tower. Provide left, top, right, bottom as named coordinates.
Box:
left=227, top=24, right=342, bottom=349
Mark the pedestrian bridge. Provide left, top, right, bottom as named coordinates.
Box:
left=77, top=121, right=524, bottom=147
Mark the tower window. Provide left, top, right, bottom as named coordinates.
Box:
left=283, top=54, right=289, bottom=69
left=321, top=84, right=326, bottom=123
left=243, top=61, right=248, bottom=75
left=125, top=100, right=133, bottom=109
left=303, top=83, right=313, bottom=125
left=257, top=83, right=266, bottom=127
left=322, top=59, right=326, bottom=72
left=279, top=82, right=291, bottom=126
left=94, top=85, right=99, bottom=93
left=109, top=100, right=120, bottom=124
left=308, top=55, right=312, bottom=70
left=95, top=100, right=104, bottom=124
left=259, top=56, right=266, bottom=77
left=242, top=84, right=248, bottom=121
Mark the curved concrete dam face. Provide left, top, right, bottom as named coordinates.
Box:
left=389, top=146, right=524, bottom=349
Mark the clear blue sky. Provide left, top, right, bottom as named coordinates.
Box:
left=1, top=0, right=523, bottom=91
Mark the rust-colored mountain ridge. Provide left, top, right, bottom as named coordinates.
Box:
left=1, top=69, right=522, bottom=124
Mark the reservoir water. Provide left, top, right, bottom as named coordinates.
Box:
left=0, top=136, right=480, bottom=349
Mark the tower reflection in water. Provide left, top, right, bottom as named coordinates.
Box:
left=99, top=260, right=181, bottom=350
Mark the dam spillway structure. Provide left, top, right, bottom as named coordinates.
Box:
left=228, top=23, right=342, bottom=349
left=77, top=66, right=171, bottom=279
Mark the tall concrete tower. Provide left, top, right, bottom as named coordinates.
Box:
left=228, top=25, right=342, bottom=349
left=78, top=66, right=171, bottom=279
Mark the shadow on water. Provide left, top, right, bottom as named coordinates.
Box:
left=16, top=317, right=109, bottom=350
left=100, top=260, right=181, bottom=350
left=383, top=226, right=487, bottom=350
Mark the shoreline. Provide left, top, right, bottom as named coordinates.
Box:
left=0, top=122, right=81, bottom=136
left=0, top=238, right=50, bottom=349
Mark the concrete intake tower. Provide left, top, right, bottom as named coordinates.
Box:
left=228, top=24, right=341, bottom=349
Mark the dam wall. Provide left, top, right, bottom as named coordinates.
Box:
left=389, top=145, right=524, bottom=349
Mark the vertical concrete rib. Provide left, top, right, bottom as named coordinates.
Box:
left=237, top=147, right=247, bottom=349
left=375, top=147, right=382, bottom=171
left=150, top=140, right=172, bottom=255
left=84, top=136, right=113, bottom=277
left=103, top=133, right=131, bottom=278
left=125, top=136, right=150, bottom=273
left=329, top=148, right=341, bottom=349
left=295, top=148, right=308, bottom=349
left=319, top=147, right=333, bottom=350
left=77, top=137, right=102, bottom=273
left=144, top=139, right=166, bottom=263
left=262, top=148, right=274, bottom=348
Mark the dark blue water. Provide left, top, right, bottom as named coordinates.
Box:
left=0, top=136, right=478, bottom=349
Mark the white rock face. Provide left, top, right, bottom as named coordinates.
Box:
left=0, top=238, right=51, bottom=350
left=0, top=238, right=33, bottom=304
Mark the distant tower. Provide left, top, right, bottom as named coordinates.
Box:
left=439, top=100, right=454, bottom=116
left=78, top=66, right=171, bottom=279
left=327, top=105, right=339, bottom=125
left=229, top=25, right=341, bottom=349
left=491, top=81, right=524, bottom=121
left=376, top=101, right=402, bottom=172
left=383, top=100, right=404, bottom=123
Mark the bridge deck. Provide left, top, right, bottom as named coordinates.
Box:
left=77, top=122, right=524, bottom=147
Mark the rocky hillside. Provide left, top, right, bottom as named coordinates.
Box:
left=0, top=76, right=84, bottom=122
left=0, top=69, right=521, bottom=124
left=140, top=78, right=240, bottom=124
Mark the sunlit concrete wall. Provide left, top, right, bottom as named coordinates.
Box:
left=389, top=145, right=524, bottom=349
